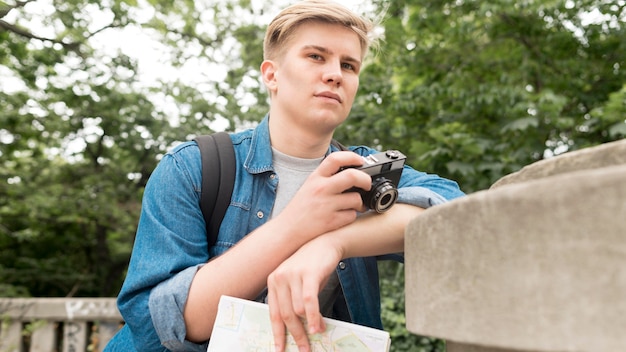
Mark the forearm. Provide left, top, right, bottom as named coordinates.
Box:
left=184, top=218, right=304, bottom=342
left=328, top=203, right=425, bottom=259
left=183, top=205, right=402, bottom=343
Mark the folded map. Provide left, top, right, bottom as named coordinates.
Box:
left=207, top=295, right=391, bottom=351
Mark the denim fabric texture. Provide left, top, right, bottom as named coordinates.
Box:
left=104, top=116, right=464, bottom=351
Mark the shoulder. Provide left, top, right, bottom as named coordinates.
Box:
left=169, top=140, right=200, bottom=157
left=166, top=128, right=254, bottom=163
left=230, top=127, right=255, bottom=147
left=153, top=141, right=202, bottom=186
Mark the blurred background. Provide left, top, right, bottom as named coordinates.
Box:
left=1, top=0, right=624, bottom=350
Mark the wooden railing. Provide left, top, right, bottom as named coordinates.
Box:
left=0, top=298, right=123, bottom=352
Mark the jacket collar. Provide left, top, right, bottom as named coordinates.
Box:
left=243, top=114, right=341, bottom=174
left=243, top=115, right=274, bottom=175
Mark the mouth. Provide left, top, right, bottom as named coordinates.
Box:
left=315, top=92, right=342, bottom=103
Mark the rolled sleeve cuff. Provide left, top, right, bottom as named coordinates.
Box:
left=397, top=186, right=448, bottom=209
left=148, top=264, right=208, bottom=352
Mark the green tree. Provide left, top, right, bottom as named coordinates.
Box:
left=344, top=1, right=625, bottom=350
left=0, top=0, right=272, bottom=297
left=1, top=0, right=624, bottom=350
left=339, top=0, right=626, bottom=192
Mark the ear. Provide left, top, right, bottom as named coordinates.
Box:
left=261, top=60, right=278, bottom=94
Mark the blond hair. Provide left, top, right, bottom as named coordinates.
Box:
left=263, top=0, right=376, bottom=61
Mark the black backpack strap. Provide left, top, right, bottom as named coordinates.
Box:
left=193, top=132, right=236, bottom=249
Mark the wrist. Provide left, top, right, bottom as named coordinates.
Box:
left=316, top=230, right=347, bottom=261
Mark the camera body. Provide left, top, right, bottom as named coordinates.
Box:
left=345, top=150, right=406, bottom=213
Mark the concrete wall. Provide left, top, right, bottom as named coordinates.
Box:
left=404, top=139, right=626, bottom=352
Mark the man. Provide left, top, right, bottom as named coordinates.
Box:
left=105, top=1, right=464, bottom=351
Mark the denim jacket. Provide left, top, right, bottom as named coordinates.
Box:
left=105, top=116, right=464, bottom=351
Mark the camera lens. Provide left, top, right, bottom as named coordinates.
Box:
left=366, top=178, right=398, bottom=213
left=380, top=193, right=393, bottom=206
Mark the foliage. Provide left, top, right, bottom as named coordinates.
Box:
left=0, top=0, right=271, bottom=297
left=337, top=0, right=626, bottom=192
left=0, top=0, right=625, bottom=349
left=340, top=0, right=625, bottom=349
left=379, top=261, right=445, bottom=352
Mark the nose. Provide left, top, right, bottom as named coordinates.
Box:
left=322, top=63, right=342, bottom=86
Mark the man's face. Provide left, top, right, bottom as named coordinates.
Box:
left=264, top=21, right=362, bottom=134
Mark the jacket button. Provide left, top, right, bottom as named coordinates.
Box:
left=269, top=173, right=276, bottom=179
left=257, top=211, right=264, bottom=219
left=338, top=261, right=346, bottom=270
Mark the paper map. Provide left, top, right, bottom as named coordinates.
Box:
left=207, top=295, right=391, bottom=351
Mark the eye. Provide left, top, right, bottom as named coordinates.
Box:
left=341, top=62, right=355, bottom=71
left=309, top=54, right=323, bottom=61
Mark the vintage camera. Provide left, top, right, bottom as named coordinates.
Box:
left=345, top=150, right=406, bottom=213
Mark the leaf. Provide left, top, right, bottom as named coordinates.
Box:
left=501, top=117, right=539, bottom=132
left=609, top=121, right=626, bottom=138
left=446, top=161, right=475, bottom=176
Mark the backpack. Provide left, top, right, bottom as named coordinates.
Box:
left=194, top=132, right=347, bottom=249
left=194, top=132, right=236, bottom=249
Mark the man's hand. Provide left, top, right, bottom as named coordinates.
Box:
left=274, top=151, right=371, bottom=243
left=266, top=151, right=372, bottom=352
left=266, top=202, right=424, bottom=352
left=267, top=236, right=341, bottom=352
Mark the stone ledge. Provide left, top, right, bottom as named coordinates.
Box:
left=405, top=163, right=626, bottom=352
left=491, top=138, right=626, bottom=188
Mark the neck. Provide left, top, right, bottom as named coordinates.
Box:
left=268, top=115, right=334, bottom=158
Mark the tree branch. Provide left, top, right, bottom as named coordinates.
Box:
left=0, top=0, right=35, bottom=19
left=0, top=19, right=120, bottom=54
left=162, top=26, right=220, bottom=48
left=498, top=12, right=566, bottom=82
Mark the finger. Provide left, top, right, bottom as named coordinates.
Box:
left=278, top=293, right=310, bottom=352
left=333, top=167, right=372, bottom=192
left=316, top=151, right=364, bottom=177
left=335, top=187, right=367, bottom=210
left=305, top=166, right=371, bottom=200
left=289, top=275, right=305, bottom=318
left=281, top=281, right=311, bottom=351
left=268, top=270, right=310, bottom=352
left=286, top=316, right=311, bottom=352
left=267, top=288, right=287, bottom=352
left=302, top=278, right=324, bottom=334
left=317, top=207, right=360, bottom=232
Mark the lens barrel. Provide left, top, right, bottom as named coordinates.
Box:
left=365, top=178, right=399, bottom=213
